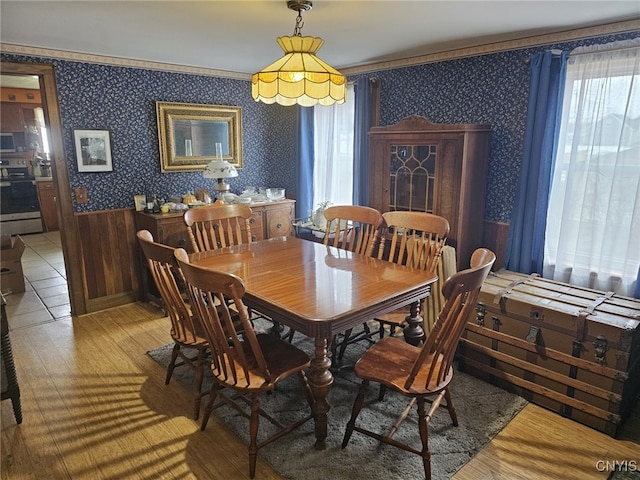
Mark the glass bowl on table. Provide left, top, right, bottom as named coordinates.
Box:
left=266, top=188, right=285, bottom=201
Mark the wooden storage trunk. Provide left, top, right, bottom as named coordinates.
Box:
left=458, top=270, right=640, bottom=437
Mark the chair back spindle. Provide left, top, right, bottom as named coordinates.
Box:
left=174, top=248, right=314, bottom=479
left=137, top=230, right=202, bottom=343
left=174, top=249, right=272, bottom=388
left=377, top=211, right=449, bottom=273
left=184, top=204, right=254, bottom=253
left=322, top=205, right=383, bottom=256
left=136, top=229, right=209, bottom=419
left=371, top=211, right=450, bottom=340
left=404, top=248, right=495, bottom=391
left=342, top=247, right=495, bottom=480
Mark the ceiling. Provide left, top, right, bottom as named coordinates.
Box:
left=1, top=0, right=639, bottom=80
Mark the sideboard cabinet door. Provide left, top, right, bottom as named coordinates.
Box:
left=368, top=115, right=491, bottom=269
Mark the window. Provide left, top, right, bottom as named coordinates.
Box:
left=544, top=42, right=640, bottom=297
left=312, top=83, right=355, bottom=208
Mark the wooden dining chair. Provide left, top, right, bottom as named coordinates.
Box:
left=183, top=204, right=254, bottom=253
left=371, top=211, right=450, bottom=341
left=341, top=248, right=495, bottom=480
left=320, top=205, right=384, bottom=358
left=136, top=229, right=209, bottom=420
left=322, top=205, right=383, bottom=255
left=184, top=203, right=274, bottom=327
left=174, top=248, right=314, bottom=479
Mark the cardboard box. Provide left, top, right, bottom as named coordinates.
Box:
left=1, top=235, right=26, bottom=294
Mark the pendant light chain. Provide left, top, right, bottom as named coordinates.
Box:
left=293, top=10, right=305, bottom=37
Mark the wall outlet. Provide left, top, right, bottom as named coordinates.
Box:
left=75, top=187, right=88, bottom=204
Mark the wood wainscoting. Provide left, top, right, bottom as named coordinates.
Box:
left=75, top=208, right=140, bottom=312
left=70, top=212, right=509, bottom=315
left=482, top=220, right=509, bottom=270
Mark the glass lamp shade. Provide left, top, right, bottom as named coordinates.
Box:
left=251, top=36, right=347, bottom=107
left=203, top=160, right=238, bottom=198
left=202, top=160, right=238, bottom=179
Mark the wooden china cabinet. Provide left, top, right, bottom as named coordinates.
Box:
left=368, top=115, right=491, bottom=269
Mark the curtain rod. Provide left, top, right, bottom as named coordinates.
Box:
left=524, top=44, right=639, bottom=63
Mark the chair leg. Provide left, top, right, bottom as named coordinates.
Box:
left=165, top=343, right=180, bottom=385
left=378, top=321, right=385, bottom=340
left=200, top=382, right=221, bottom=431
left=337, top=323, right=378, bottom=360
left=193, top=348, right=206, bottom=420
left=417, top=398, right=432, bottom=480
left=337, top=328, right=353, bottom=360
left=285, top=328, right=296, bottom=343
left=443, top=387, right=458, bottom=426
left=330, top=335, right=338, bottom=362
left=378, top=384, right=387, bottom=401
left=297, top=370, right=314, bottom=409
left=249, top=393, right=260, bottom=479
left=342, top=380, right=369, bottom=449
left=270, top=320, right=285, bottom=337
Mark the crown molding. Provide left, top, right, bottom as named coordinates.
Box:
left=1, top=19, right=638, bottom=79
left=0, top=44, right=252, bottom=81
left=341, top=19, right=640, bottom=76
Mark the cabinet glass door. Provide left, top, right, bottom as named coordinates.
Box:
left=389, top=144, right=436, bottom=212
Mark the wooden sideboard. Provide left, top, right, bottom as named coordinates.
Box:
left=135, top=199, right=296, bottom=302
left=367, top=115, right=491, bottom=269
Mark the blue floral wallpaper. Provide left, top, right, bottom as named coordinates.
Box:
left=2, top=29, right=637, bottom=223
left=353, top=31, right=639, bottom=223
left=1, top=53, right=298, bottom=212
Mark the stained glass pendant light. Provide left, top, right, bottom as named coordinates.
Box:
left=251, top=0, right=346, bottom=107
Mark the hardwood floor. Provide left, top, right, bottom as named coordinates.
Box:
left=2, top=302, right=638, bottom=479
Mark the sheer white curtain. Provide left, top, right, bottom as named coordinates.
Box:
left=313, top=83, right=355, bottom=209
left=544, top=39, right=640, bottom=297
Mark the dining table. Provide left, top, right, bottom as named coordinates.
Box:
left=189, top=235, right=437, bottom=447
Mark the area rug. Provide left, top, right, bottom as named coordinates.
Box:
left=148, top=321, right=528, bottom=480
left=609, top=468, right=640, bottom=480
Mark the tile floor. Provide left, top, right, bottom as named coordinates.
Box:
left=2, top=231, right=71, bottom=330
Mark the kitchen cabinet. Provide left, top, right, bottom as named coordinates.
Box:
left=135, top=199, right=296, bottom=302
left=1, top=102, right=42, bottom=154
left=1, top=88, right=42, bottom=105
left=368, top=115, right=491, bottom=269
left=0, top=104, right=26, bottom=132
left=36, top=180, right=59, bottom=232
left=0, top=103, right=38, bottom=132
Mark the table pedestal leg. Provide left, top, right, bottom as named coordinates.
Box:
left=308, top=337, right=333, bottom=448
left=403, top=300, right=425, bottom=346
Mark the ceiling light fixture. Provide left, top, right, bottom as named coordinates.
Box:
left=251, top=0, right=346, bottom=107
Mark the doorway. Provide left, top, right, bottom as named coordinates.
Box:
left=0, top=74, right=46, bottom=235
left=1, top=61, right=85, bottom=315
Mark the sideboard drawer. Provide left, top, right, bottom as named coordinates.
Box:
left=249, top=212, right=264, bottom=241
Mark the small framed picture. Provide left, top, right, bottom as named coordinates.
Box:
left=134, top=194, right=147, bottom=212
left=74, top=129, right=113, bottom=172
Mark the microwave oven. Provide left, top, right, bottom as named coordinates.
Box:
left=0, top=133, right=16, bottom=153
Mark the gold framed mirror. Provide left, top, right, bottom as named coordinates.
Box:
left=156, top=101, right=243, bottom=172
